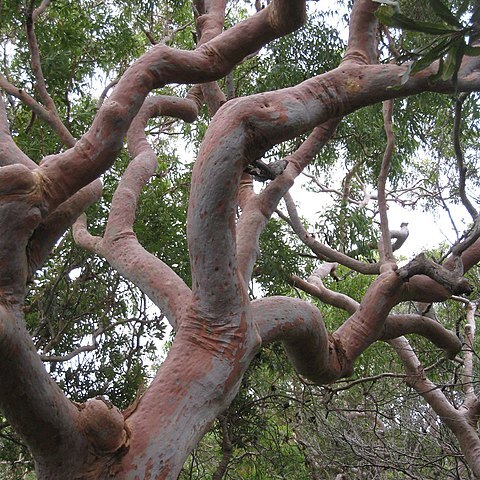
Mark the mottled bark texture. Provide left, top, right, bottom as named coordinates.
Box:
left=1, top=0, right=480, bottom=478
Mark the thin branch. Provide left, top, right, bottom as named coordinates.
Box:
left=212, top=415, right=233, bottom=480
left=453, top=93, right=477, bottom=220
left=40, top=317, right=161, bottom=363
left=463, top=302, right=477, bottom=402
left=377, top=99, right=395, bottom=265
left=236, top=119, right=340, bottom=283
left=283, top=192, right=380, bottom=274
left=32, top=0, right=51, bottom=21
left=25, top=1, right=75, bottom=147
left=96, top=78, right=119, bottom=110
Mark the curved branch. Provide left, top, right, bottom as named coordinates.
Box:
left=237, top=119, right=340, bottom=283
left=292, top=264, right=461, bottom=359
left=381, top=314, right=461, bottom=359
left=195, top=0, right=228, bottom=114
left=32, top=0, right=51, bottom=21
left=252, top=296, right=342, bottom=383
left=390, top=222, right=409, bottom=252
left=38, top=1, right=308, bottom=213
left=283, top=191, right=381, bottom=274
left=28, top=179, right=102, bottom=274
left=72, top=213, right=102, bottom=252
left=0, top=73, right=59, bottom=139
left=75, top=94, right=201, bottom=328
left=453, top=93, right=477, bottom=219
left=0, top=94, right=37, bottom=169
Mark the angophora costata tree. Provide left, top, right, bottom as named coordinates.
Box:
left=1, top=0, right=480, bottom=478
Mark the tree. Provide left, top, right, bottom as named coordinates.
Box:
left=1, top=0, right=480, bottom=478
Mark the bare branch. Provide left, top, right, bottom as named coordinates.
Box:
left=25, top=1, right=74, bottom=147
left=291, top=272, right=359, bottom=314
left=453, top=93, right=477, bottom=220
left=96, top=78, right=119, bottom=110
left=28, top=180, right=103, bottom=274
left=72, top=213, right=102, bottom=252
left=38, top=1, right=309, bottom=213
left=32, top=0, right=51, bottom=21
left=398, top=253, right=472, bottom=296
left=343, top=0, right=379, bottom=65
left=237, top=119, right=340, bottom=283
left=75, top=93, right=201, bottom=329
left=252, top=296, right=342, bottom=383
left=283, top=192, right=380, bottom=274
left=390, top=336, right=480, bottom=477
left=377, top=99, right=395, bottom=266
left=381, top=314, right=461, bottom=359
left=463, top=302, right=477, bottom=403
left=390, top=222, right=409, bottom=252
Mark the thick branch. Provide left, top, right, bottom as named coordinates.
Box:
left=28, top=180, right=102, bottom=275
left=195, top=0, right=228, bottom=114
left=293, top=266, right=461, bottom=359
left=38, top=1, right=308, bottom=213
left=0, top=305, right=91, bottom=474
left=344, top=0, right=379, bottom=65
left=252, top=296, right=342, bottom=383
left=398, top=252, right=472, bottom=296
left=381, top=314, right=461, bottom=359
left=75, top=94, right=200, bottom=328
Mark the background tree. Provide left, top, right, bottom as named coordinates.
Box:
left=1, top=0, right=480, bottom=478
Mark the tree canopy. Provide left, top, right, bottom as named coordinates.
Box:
left=1, top=0, right=480, bottom=478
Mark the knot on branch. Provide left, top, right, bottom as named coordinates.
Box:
left=307, top=262, right=339, bottom=287
left=76, top=397, right=128, bottom=456
left=245, top=158, right=288, bottom=181
left=398, top=253, right=472, bottom=296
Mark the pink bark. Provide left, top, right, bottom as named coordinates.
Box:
left=1, top=0, right=480, bottom=478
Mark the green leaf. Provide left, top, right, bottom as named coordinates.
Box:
left=376, top=8, right=460, bottom=35
left=429, top=55, right=445, bottom=81
left=465, top=45, right=480, bottom=56
left=428, top=0, right=463, bottom=28
left=441, top=38, right=466, bottom=83
left=410, top=37, right=452, bottom=74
